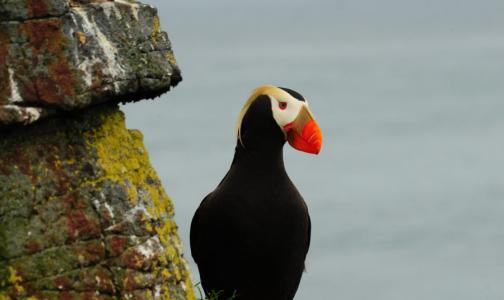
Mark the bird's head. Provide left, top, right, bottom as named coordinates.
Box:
left=236, top=85, right=323, bottom=154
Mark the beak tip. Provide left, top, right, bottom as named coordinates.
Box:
left=287, top=120, right=323, bottom=155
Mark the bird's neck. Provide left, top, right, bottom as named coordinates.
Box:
left=231, top=141, right=287, bottom=176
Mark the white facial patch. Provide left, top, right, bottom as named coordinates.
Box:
left=268, top=93, right=304, bottom=131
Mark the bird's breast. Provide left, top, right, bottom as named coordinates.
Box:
left=208, top=178, right=309, bottom=249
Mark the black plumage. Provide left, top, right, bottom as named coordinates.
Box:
left=191, top=94, right=311, bottom=300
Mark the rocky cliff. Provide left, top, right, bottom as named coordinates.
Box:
left=0, top=1, right=194, bottom=299
left=0, top=0, right=181, bottom=125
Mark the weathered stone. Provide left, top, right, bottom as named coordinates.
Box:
left=0, top=1, right=192, bottom=298
left=0, top=0, right=69, bottom=21
left=0, top=105, right=195, bottom=300
left=0, top=0, right=181, bottom=126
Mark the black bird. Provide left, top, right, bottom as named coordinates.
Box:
left=190, top=85, right=323, bottom=300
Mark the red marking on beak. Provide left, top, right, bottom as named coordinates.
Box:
left=283, top=122, right=294, bottom=131
left=287, top=120, right=323, bottom=154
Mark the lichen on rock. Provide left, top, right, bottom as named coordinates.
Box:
left=0, top=0, right=192, bottom=298
left=0, top=104, right=195, bottom=300
left=0, top=0, right=181, bottom=126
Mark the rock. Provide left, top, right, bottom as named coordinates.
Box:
left=0, top=1, right=194, bottom=298
left=0, top=104, right=195, bottom=300
left=0, top=0, right=181, bottom=126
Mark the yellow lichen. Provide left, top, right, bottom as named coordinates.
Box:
left=185, top=277, right=196, bottom=300
left=173, top=268, right=181, bottom=282
left=156, top=219, right=174, bottom=247
left=146, top=289, right=154, bottom=300
left=161, top=269, right=171, bottom=279
left=165, top=52, right=178, bottom=67
left=141, top=214, right=154, bottom=232
left=83, top=107, right=194, bottom=299
left=75, top=31, right=86, bottom=44
left=8, top=267, right=24, bottom=294
left=166, top=245, right=177, bottom=261
left=160, top=284, right=174, bottom=300
left=7, top=267, right=24, bottom=294
left=0, top=293, right=11, bottom=300
left=152, top=15, right=162, bottom=43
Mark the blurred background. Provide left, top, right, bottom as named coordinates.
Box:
left=122, top=1, right=504, bottom=299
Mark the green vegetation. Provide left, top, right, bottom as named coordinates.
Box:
left=195, top=282, right=238, bottom=300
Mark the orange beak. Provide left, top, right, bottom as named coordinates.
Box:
left=284, top=105, right=323, bottom=154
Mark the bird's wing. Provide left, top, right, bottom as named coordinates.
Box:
left=190, top=193, right=212, bottom=265
left=305, top=212, right=311, bottom=258
left=190, top=168, right=230, bottom=266
left=303, top=208, right=311, bottom=272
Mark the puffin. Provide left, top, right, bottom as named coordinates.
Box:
left=190, top=85, right=323, bottom=300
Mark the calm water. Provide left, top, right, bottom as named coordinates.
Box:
left=123, top=1, right=504, bottom=299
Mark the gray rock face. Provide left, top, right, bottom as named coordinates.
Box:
left=0, top=0, right=69, bottom=21
left=0, top=1, right=194, bottom=299
left=0, top=0, right=181, bottom=126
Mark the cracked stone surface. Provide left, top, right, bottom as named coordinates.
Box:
left=0, top=104, right=195, bottom=300
left=0, top=0, right=181, bottom=126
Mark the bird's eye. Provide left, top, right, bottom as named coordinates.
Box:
left=279, top=102, right=287, bottom=110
